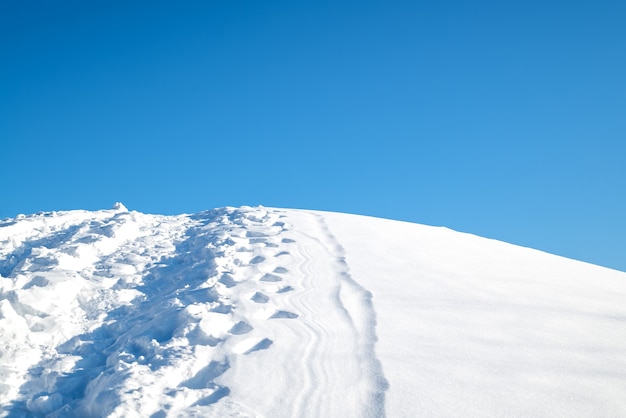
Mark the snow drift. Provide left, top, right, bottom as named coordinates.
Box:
left=1, top=205, right=625, bottom=417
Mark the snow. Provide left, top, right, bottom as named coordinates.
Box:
left=1, top=205, right=625, bottom=417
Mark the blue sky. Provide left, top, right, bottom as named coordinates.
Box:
left=2, top=0, right=625, bottom=271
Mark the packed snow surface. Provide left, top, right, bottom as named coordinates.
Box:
left=1, top=205, right=625, bottom=417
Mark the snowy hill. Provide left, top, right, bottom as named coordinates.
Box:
left=1, top=205, right=625, bottom=417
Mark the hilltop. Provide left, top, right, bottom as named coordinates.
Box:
left=1, top=205, right=625, bottom=417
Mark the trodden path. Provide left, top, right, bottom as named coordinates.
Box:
left=210, top=208, right=387, bottom=417
left=0, top=206, right=387, bottom=417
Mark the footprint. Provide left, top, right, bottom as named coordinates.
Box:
left=251, top=292, right=269, bottom=303
left=193, top=387, right=231, bottom=406
left=272, top=222, right=285, bottom=227
left=246, top=231, right=267, bottom=238
left=186, top=326, right=223, bottom=347
left=265, top=242, right=279, bottom=248
left=249, top=238, right=266, bottom=244
left=218, top=274, right=237, bottom=288
left=281, top=238, right=296, bottom=243
left=249, top=256, right=265, bottom=265
left=210, top=303, right=232, bottom=314
left=229, top=321, right=253, bottom=335
left=181, top=360, right=230, bottom=390
left=273, top=267, right=288, bottom=274
left=274, top=251, right=290, bottom=257
left=276, top=285, right=294, bottom=294
left=260, top=273, right=282, bottom=282
left=269, top=310, right=299, bottom=319
left=23, top=275, right=50, bottom=289
left=233, top=338, right=273, bottom=355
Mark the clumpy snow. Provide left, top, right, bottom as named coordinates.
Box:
left=1, top=205, right=625, bottom=417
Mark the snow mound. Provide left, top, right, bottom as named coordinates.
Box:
left=1, top=206, right=625, bottom=417
left=111, top=202, right=128, bottom=212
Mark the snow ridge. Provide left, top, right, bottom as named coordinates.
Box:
left=0, top=206, right=386, bottom=417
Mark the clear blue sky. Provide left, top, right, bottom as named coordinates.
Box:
left=2, top=0, right=625, bottom=272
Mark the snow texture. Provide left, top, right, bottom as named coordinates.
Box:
left=1, top=205, right=625, bottom=417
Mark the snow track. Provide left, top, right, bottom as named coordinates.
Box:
left=0, top=205, right=386, bottom=417
left=255, top=210, right=387, bottom=418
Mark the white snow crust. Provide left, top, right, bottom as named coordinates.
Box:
left=1, top=205, right=625, bottom=417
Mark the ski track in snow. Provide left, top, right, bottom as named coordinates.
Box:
left=0, top=205, right=386, bottom=417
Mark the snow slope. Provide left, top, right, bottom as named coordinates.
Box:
left=1, top=205, right=625, bottom=417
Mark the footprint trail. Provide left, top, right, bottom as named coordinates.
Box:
left=0, top=205, right=387, bottom=417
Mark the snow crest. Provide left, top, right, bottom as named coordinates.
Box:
left=0, top=206, right=386, bottom=417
